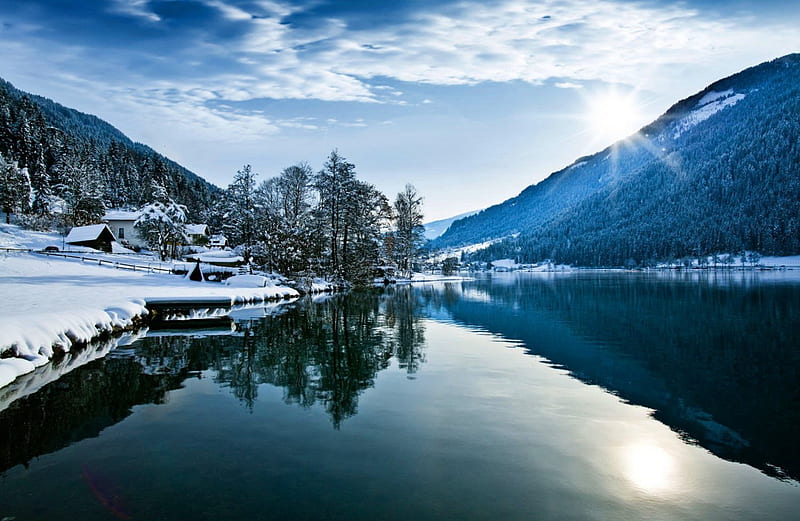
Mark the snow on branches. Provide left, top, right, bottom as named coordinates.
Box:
left=134, top=200, right=187, bottom=260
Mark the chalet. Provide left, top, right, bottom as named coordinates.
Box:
left=65, top=224, right=116, bottom=252
left=186, top=224, right=210, bottom=245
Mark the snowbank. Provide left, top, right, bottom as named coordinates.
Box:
left=0, top=330, right=146, bottom=413
left=225, top=274, right=269, bottom=287
left=0, top=251, right=299, bottom=389
left=396, top=273, right=474, bottom=283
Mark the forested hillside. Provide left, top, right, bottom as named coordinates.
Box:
left=0, top=78, right=218, bottom=224
left=435, top=54, right=800, bottom=266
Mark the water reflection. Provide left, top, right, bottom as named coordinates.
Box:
left=424, top=272, right=800, bottom=482
left=209, top=287, right=426, bottom=424
left=2, top=273, right=797, bottom=489
left=623, top=443, right=677, bottom=494
left=0, top=351, right=186, bottom=474
left=0, top=287, right=428, bottom=474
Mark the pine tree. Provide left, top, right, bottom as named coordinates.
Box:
left=0, top=152, right=30, bottom=223
left=223, top=164, right=258, bottom=263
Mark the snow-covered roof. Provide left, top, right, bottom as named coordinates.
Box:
left=104, top=210, right=141, bottom=221
left=65, top=224, right=113, bottom=243
left=491, top=258, right=518, bottom=269
left=186, top=224, right=209, bottom=236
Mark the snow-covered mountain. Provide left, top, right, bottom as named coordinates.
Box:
left=423, top=210, right=479, bottom=240
left=433, top=54, right=800, bottom=266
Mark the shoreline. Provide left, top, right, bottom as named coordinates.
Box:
left=0, top=251, right=302, bottom=389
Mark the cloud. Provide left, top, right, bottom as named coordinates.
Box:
left=555, top=82, right=583, bottom=89
left=3, top=0, right=799, bottom=145
left=108, top=0, right=161, bottom=22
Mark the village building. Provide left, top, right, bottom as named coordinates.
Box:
left=64, top=224, right=116, bottom=252
left=208, top=234, right=228, bottom=249
left=103, top=210, right=146, bottom=248
left=185, top=224, right=210, bottom=245
left=103, top=209, right=210, bottom=249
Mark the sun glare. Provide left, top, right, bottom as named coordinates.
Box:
left=585, top=90, right=643, bottom=145
left=623, top=443, right=676, bottom=494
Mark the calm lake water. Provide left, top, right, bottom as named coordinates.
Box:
left=1, top=272, right=799, bottom=520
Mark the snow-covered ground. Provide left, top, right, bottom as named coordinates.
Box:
left=673, top=90, right=746, bottom=138
left=0, top=223, right=69, bottom=251
left=656, top=253, right=800, bottom=269
left=0, top=248, right=298, bottom=389
left=408, top=272, right=473, bottom=282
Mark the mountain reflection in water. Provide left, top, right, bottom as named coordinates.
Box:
left=419, top=272, right=800, bottom=482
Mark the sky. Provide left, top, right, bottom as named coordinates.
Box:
left=1, top=0, right=799, bottom=221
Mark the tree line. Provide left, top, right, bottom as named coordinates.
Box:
left=214, top=151, right=425, bottom=285
left=0, top=77, right=217, bottom=229
left=0, top=77, right=426, bottom=284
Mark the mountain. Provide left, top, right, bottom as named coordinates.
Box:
left=0, top=78, right=219, bottom=222
left=433, top=54, right=800, bottom=266
left=423, top=210, right=479, bottom=240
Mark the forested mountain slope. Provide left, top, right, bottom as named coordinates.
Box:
left=434, top=54, right=800, bottom=266
left=0, top=78, right=219, bottom=221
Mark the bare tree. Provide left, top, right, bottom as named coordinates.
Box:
left=393, top=183, right=425, bottom=276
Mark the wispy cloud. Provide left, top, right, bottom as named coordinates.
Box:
left=108, top=0, right=161, bottom=22
left=3, top=0, right=799, bottom=143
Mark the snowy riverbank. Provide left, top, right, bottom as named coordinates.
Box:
left=0, top=251, right=298, bottom=388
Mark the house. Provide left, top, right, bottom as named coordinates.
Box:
left=65, top=224, right=116, bottom=252
left=491, top=258, right=519, bottom=272
left=104, top=210, right=146, bottom=248
left=104, top=209, right=210, bottom=249
left=186, top=224, right=210, bottom=245
left=209, top=234, right=228, bottom=249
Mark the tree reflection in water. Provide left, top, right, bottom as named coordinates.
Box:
left=213, top=287, right=427, bottom=426
left=0, top=287, right=428, bottom=473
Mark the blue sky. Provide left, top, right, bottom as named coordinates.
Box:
left=2, top=0, right=799, bottom=220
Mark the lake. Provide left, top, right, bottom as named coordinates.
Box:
left=1, top=271, right=799, bottom=520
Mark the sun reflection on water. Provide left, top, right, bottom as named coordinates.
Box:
left=623, top=443, right=677, bottom=494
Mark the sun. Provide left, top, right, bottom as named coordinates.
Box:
left=584, top=89, right=643, bottom=145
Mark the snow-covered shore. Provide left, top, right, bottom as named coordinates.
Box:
left=0, top=251, right=298, bottom=388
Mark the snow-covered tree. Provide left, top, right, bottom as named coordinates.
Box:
left=223, top=164, right=257, bottom=263
left=0, top=152, right=30, bottom=223
left=251, top=163, right=316, bottom=274
left=135, top=200, right=188, bottom=260
left=393, top=183, right=425, bottom=275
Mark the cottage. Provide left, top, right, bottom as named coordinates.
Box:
left=186, top=224, right=210, bottom=245
left=65, top=224, right=116, bottom=252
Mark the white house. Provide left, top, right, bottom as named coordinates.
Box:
left=209, top=234, right=228, bottom=249
left=185, top=224, right=210, bottom=245
left=104, top=209, right=210, bottom=249
left=103, top=210, right=145, bottom=248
